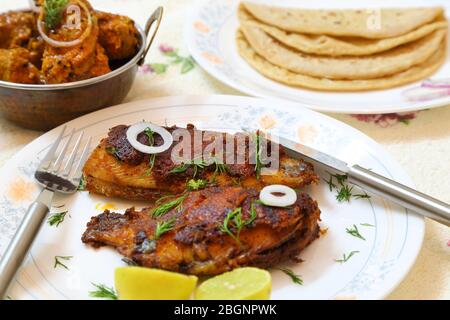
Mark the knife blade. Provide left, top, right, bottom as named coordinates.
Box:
left=277, top=136, right=450, bottom=227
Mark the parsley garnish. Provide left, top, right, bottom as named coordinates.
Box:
left=89, top=283, right=118, bottom=300
left=335, top=251, right=359, bottom=263
left=277, top=268, right=303, bottom=285
left=345, top=224, right=366, bottom=240
left=151, top=194, right=187, bottom=217
left=44, top=0, right=69, bottom=31
left=47, top=211, right=68, bottom=227
left=54, top=255, right=72, bottom=270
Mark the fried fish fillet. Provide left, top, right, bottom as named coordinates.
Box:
left=83, top=124, right=319, bottom=201
left=82, top=186, right=321, bottom=275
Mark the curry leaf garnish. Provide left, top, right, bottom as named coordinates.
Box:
left=187, top=179, right=208, bottom=191
left=277, top=268, right=303, bottom=285
left=154, top=217, right=176, bottom=240
left=151, top=194, right=187, bottom=217
left=335, top=251, right=359, bottom=263
left=345, top=224, right=366, bottom=240
left=44, top=0, right=69, bottom=31
left=89, top=283, right=118, bottom=300
left=47, top=211, right=68, bottom=227
left=54, top=255, right=73, bottom=270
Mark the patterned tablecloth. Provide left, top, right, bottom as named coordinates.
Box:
left=0, top=0, right=448, bottom=299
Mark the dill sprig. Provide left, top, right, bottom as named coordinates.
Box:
left=254, top=132, right=263, bottom=180
left=170, top=159, right=207, bottom=178
left=151, top=194, right=187, bottom=217
left=44, top=0, right=69, bottom=31
left=325, top=172, right=371, bottom=203
left=47, top=211, right=68, bottom=227
left=335, top=251, right=359, bottom=264
left=345, top=224, right=366, bottom=240
left=54, top=255, right=73, bottom=270
left=210, top=158, right=230, bottom=182
left=89, top=283, right=118, bottom=300
left=154, top=217, right=176, bottom=240
left=219, top=204, right=256, bottom=244
left=187, top=179, right=208, bottom=191
left=277, top=268, right=303, bottom=285
left=360, top=223, right=375, bottom=227
left=143, top=127, right=155, bottom=146
left=77, top=175, right=87, bottom=191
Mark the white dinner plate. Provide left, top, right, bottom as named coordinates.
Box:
left=0, top=95, right=423, bottom=300
left=185, top=0, right=450, bottom=114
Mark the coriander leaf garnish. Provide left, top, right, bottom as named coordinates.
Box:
left=360, top=223, right=375, bottom=227
left=47, top=211, right=68, bottom=227
left=89, top=283, right=118, bottom=300
left=187, top=179, right=208, bottom=191
left=54, top=255, right=73, bottom=270
left=277, top=268, right=303, bottom=285
left=77, top=175, right=87, bottom=191
left=151, top=194, right=187, bottom=217
left=44, top=0, right=69, bottom=31
left=154, top=216, right=176, bottom=240
left=335, top=251, right=359, bottom=264
left=345, top=224, right=366, bottom=240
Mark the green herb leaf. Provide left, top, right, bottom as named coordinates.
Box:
left=54, top=255, right=73, bottom=270
left=149, top=63, right=168, bottom=74
left=187, top=179, right=208, bottom=191
left=360, top=223, right=375, bottom=227
left=219, top=205, right=256, bottom=245
left=354, top=192, right=371, bottom=200
left=219, top=208, right=242, bottom=244
left=335, top=251, right=359, bottom=264
left=336, top=184, right=354, bottom=202
left=181, top=57, right=195, bottom=74
left=345, top=224, right=366, bottom=240
left=47, top=211, right=68, bottom=227
left=277, top=268, right=303, bottom=285
left=170, top=159, right=207, bottom=178
left=89, top=283, right=118, bottom=300
left=154, top=216, right=176, bottom=240
left=143, top=127, right=155, bottom=146
left=145, top=154, right=156, bottom=176
left=77, top=175, right=87, bottom=191
left=44, top=0, right=69, bottom=31
left=151, top=194, right=187, bottom=217
left=248, top=200, right=258, bottom=226
left=254, top=132, right=263, bottom=180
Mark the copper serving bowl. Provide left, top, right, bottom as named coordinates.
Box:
left=0, top=7, right=163, bottom=131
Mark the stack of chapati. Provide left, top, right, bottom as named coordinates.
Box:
left=236, top=2, right=448, bottom=91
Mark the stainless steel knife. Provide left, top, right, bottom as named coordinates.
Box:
left=278, top=136, right=450, bottom=227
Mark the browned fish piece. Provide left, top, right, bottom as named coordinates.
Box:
left=82, top=186, right=321, bottom=275
left=83, top=124, right=319, bottom=201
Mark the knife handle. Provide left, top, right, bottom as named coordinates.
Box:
left=348, top=165, right=450, bottom=227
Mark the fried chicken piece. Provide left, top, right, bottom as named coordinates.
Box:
left=97, top=11, right=139, bottom=60
left=82, top=186, right=321, bottom=275
left=83, top=125, right=319, bottom=201
left=41, top=0, right=110, bottom=83
left=0, top=48, right=41, bottom=84
left=0, top=11, right=37, bottom=49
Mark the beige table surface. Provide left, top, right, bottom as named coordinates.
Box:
left=0, top=0, right=448, bottom=299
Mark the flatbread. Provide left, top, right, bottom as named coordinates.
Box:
left=240, top=24, right=446, bottom=80
left=238, top=6, right=448, bottom=56
left=242, top=2, right=444, bottom=39
left=236, top=30, right=446, bottom=92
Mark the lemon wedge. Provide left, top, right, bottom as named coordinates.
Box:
left=195, top=267, right=271, bottom=300
left=115, top=267, right=198, bottom=300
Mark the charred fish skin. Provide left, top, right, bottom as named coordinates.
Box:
left=82, top=186, right=321, bottom=276
left=82, top=124, right=319, bottom=201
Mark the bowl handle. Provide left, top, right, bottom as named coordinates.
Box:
left=138, top=6, right=164, bottom=66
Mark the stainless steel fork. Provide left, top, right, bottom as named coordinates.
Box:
left=0, top=126, right=91, bottom=298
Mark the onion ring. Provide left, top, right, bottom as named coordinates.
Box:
left=126, top=122, right=173, bottom=154
left=259, top=185, right=297, bottom=207
left=37, top=0, right=93, bottom=48
left=29, top=0, right=41, bottom=13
